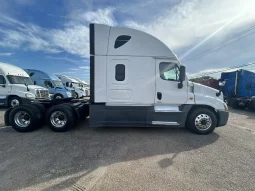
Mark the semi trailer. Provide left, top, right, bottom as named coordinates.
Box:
left=4, top=23, right=229, bottom=134
left=24, top=69, right=76, bottom=99
left=221, top=69, right=255, bottom=110
left=0, top=62, right=50, bottom=107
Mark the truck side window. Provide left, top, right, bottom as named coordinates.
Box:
left=159, top=62, right=180, bottom=81
left=114, top=35, right=131, bottom=49
left=115, top=64, right=125, bottom=81
left=44, top=81, right=53, bottom=88
left=0, top=75, right=6, bottom=84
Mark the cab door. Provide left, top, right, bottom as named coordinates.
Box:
left=0, top=75, right=10, bottom=105
left=155, top=59, right=188, bottom=107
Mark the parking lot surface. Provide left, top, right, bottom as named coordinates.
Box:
left=0, top=108, right=255, bottom=191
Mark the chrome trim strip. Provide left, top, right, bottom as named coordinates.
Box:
left=152, top=121, right=179, bottom=125
left=154, top=105, right=180, bottom=112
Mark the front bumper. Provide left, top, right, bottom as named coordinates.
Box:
left=217, top=110, right=229, bottom=127
left=21, top=97, right=39, bottom=104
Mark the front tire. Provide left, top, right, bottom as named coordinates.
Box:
left=74, top=92, right=79, bottom=99
left=8, top=96, right=22, bottom=107
left=54, top=94, right=64, bottom=99
left=186, top=108, right=217, bottom=135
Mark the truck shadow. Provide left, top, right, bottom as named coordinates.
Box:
left=0, top=123, right=219, bottom=191
left=229, top=108, right=255, bottom=120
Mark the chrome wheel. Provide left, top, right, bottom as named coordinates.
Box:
left=50, top=111, right=67, bottom=128
left=11, top=99, right=20, bottom=107
left=14, top=111, right=31, bottom=127
left=195, top=114, right=212, bottom=130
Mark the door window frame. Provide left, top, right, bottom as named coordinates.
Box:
left=0, top=75, right=7, bottom=85
left=159, top=62, right=180, bottom=82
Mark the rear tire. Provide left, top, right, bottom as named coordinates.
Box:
left=9, top=105, right=42, bottom=132
left=186, top=108, right=217, bottom=135
left=8, top=96, right=22, bottom=107
left=30, top=103, right=46, bottom=123
left=46, top=104, right=75, bottom=132
left=4, top=108, right=13, bottom=126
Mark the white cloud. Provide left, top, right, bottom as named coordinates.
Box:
left=125, top=0, right=255, bottom=75
left=45, top=56, right=83, bottom=64
left=0, top=52, right=14, bottom=56
left=55, top=71, right=75, bottom=75
left=79, top=66, right=90, bottom=70
left=0, top=7, right=116, bottom=57
left=51, top=26, right=90, bottom=57
left=126, top=0, right=255, bottom=50
left=70, top=7, right=117, bottom=26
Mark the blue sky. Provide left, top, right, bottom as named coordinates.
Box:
left=0, top=0, right=255, bottom=81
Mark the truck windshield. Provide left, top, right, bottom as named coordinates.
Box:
left=53, top=80, right=64, bottom=87
left=72, top=82, right=79, bottom=88
left=7, top=75, right=33, bottom=85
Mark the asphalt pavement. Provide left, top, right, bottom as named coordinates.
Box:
left=0, top=108, right=255, bottom=191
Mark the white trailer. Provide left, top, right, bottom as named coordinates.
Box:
left=55, top=74, right=85, bottom=98
left=0, top=62, right=50, bottom=107
left=5, top=23, right=229, bottom=134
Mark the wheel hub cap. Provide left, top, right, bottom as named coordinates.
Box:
left=50, top=111, right=67, bottom=128
left=14, top=111, right=31, bottom=127
left=195, top=114, right=212, bottom=130
left=11, top=99, right=20, bottom=107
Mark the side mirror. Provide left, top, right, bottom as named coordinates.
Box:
left=216, top=81, right=226, bottom=97
left=179, top=65, right=186, bottom=82
left=178, top=65, right=186, bottom=89
left=219, top=81, right=226, bottom=87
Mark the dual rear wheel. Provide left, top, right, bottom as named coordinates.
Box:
left=8, top=104, right=79, bottom=132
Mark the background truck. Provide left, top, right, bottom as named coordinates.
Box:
left=24, top=69, right=75, bottom=99
left=221, top=69, right=255, bottom=110
left=82, top=80, right=90, bottom=96
left=0, top=62, right=50, bottom=107
left=5, top=23, right=229, bottom=135
left=55, top=74, right=85, bottom=99
left=72, top=77, right=90, bottom=97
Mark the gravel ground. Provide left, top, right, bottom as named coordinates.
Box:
left=0, top=108, right=255, bottom=191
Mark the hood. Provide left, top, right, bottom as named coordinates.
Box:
left=12, top=84, right=48, bottom=90
left=191, top=82, right=224, bottom=100
left=65, top=87, right=74, bottom=91
left=191, top=82, right=219, bottom=97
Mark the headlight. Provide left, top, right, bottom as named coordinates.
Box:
left=66, top=92, right=72, bottom=97
left=25, top=93, right=36, bottom=99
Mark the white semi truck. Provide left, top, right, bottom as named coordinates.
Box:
left=72, top=77, right=90, bottom=97
left=5, top=23, right=229, bottom=134
left=0, top=62, right=50, bottom=107
left=55, top=74, right=85, bottom=98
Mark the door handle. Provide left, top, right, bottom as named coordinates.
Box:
left=157, top=92, right=162, bottom=100
left=1, top=85, right=5, bottom=88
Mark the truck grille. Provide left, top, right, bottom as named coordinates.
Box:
left=71, top=90, right=75, bottom=97
left=36, top=89, right=49, bottom=99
